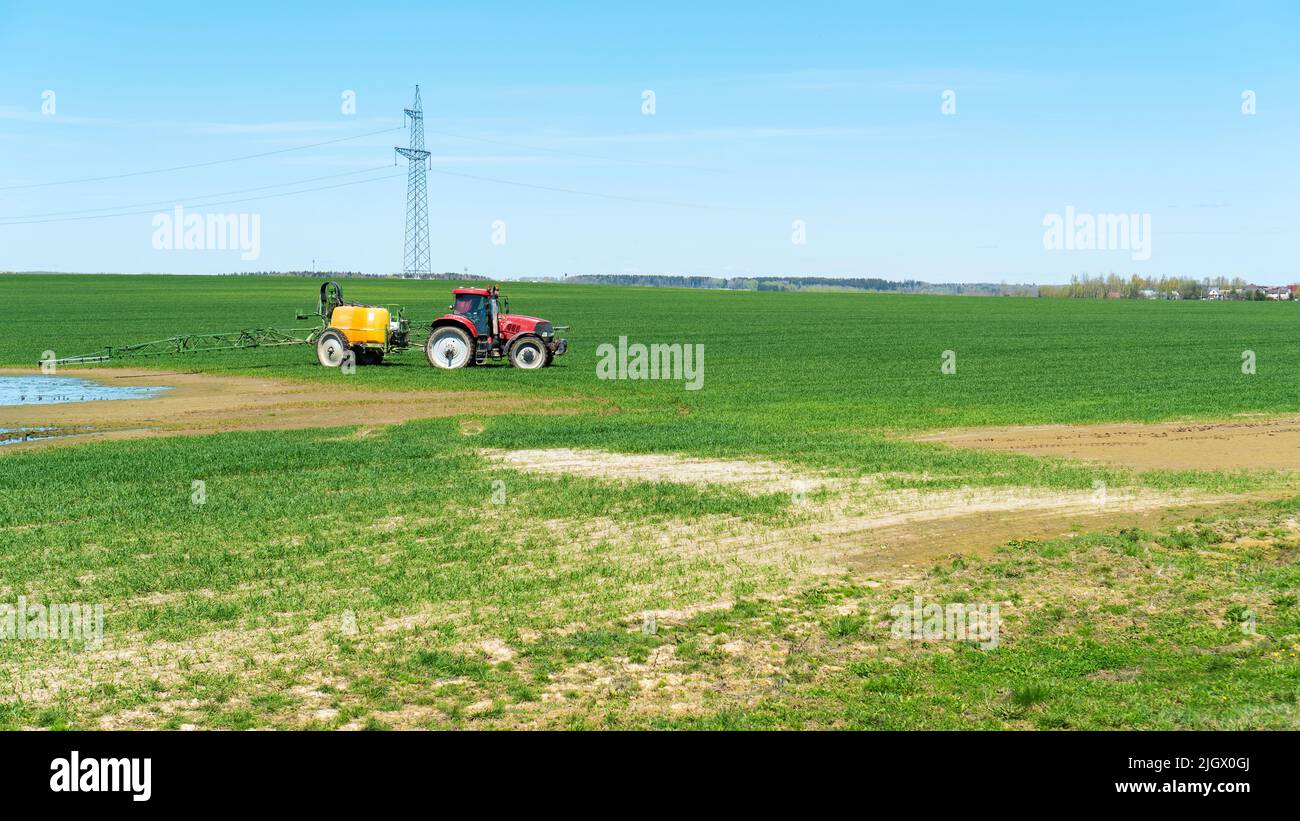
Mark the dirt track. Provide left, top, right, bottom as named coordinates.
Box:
left=0, top=367, right=577, bottom=447
left=912, top=416, right=1300, bottom=472
left=480, top=447, right=840, bottom=494
left=479, top=446, right=1265, bottom=564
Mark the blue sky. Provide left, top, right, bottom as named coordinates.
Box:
left=0, top=1, right=1296, bottom=282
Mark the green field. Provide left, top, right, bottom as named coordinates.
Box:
left=1, top=274, right=1298, bottom=729
left=7, top=274, right=1300, bottom=432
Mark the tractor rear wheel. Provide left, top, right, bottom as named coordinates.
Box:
left=426, top=326, right=473, bottom=369
left=316, top=329, right=351, bottom=368
left=509, top=337, right=547, bottom=370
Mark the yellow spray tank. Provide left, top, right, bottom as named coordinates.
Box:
left=329, top=305, right=390, bottom=346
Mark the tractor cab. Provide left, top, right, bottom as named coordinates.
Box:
left=450, top=288, right=493, bottom=336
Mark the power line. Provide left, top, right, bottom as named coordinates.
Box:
left=426, top=128, right=725, bottom=173
left=0, top=172, right=405, bottom=226
left=425, top=166, right=752, bottom=211
left=0, top=166, right=394, bottom=221
left=0, top=161, right=748, bottom=227
left=0, top=126, right=404, bottom=192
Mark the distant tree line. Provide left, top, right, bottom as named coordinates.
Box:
left=227, top=271, right=489, bottom=281
left=1038, top=273, right=1294, bottom=300
left=557, top=274, right=1035, bottom=296
left=563, top=274, right=926, bottom=291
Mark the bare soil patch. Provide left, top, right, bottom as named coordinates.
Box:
left=912, top=416, right=1300, bottom=472
left=483, top=447, right=1250, bottom=565
left=840, top=494, right=1250, bottom=573
left=0, top=367, right=579, bottom=447
left=479, top=447, right=837, bottom=494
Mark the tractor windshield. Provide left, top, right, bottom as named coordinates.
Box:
left=453, top=294, right=484, bottom=315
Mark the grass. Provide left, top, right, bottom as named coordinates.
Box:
left=627, top=519, right=1300, bottom=730
left=0, top=427, right=1290, bottom=729
left=1, top=273, right=1299, bottom=729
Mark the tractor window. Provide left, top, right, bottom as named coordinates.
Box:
left=453, top=295, right=484, bottom=315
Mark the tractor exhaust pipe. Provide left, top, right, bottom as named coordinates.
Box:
left=490, top=286, right=500, bottom=337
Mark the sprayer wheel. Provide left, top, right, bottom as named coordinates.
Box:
left=316, top=329, right=350, bottom=368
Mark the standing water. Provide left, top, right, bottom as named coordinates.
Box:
left=0, top=375, right=170, bottom=445
left=0, top=375, right=170, bottom=407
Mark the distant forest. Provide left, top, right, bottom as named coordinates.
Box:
left=553, top=274, right=1035, bottom=296
left=229, top=270, right=490, bottom=281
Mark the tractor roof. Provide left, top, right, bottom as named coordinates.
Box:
left=452, top=287, right=493, bottom=296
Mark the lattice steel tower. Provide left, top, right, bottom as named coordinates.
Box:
left=395, top=85, right=432, bottom=276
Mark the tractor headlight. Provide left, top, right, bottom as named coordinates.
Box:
left=537, top=322, right=554, bottom=338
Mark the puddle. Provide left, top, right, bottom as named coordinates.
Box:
left=0, top=426, right=98, bottom=446
left=0, top=376, right=170, bottom=407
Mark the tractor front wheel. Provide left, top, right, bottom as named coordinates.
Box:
left=509, top=337, right=547, bottom=370
left=426, top=326, right=473, bottom=369
left=316, top=329, right=351, bottom=368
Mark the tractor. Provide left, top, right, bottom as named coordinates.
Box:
left=307, top=281, right=568, bottom=369
left=425, top=286, right=568, bottom=370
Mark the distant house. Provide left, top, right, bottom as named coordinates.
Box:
left=1265, top=286, right=1291, bottom=301
left=1139, top=288, right=1158, bottom=299
left=1206, top=287, right=1223, bottom=300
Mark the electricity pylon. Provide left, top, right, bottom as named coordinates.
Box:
left=395, top=85, right=431, bottom=276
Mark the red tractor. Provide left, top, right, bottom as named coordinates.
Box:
left=425, top=286, right=569, bottom=369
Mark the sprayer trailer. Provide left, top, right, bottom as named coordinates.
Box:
left=307, top=281, right=411, bottom=367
